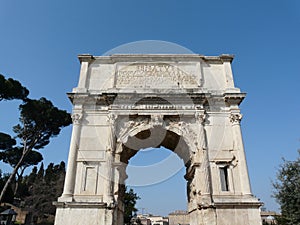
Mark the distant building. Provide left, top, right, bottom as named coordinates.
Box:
left=136, top=214, right=169, bottom=225
left=0, top=203, right=30, bottom=224
left=137, top=209, right=281, bottom=225
left=168, top=210, right=189, bottom=225
left=134, top=214, right=151, bottom=225
left=147, top=215, right=168, bottom=225
left=260, top=211, right=279, bottom=224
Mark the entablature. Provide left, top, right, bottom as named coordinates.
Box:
left=68, top=92, right=245, bottom=105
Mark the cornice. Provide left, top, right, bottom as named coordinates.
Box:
left=77, top=54, right=235, bottom=64
left=224, top=93, right=246, bottom=105
left=78, top=54, right=95, bottom=63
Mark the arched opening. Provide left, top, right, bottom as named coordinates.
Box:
left=120, top=126, right=191, bottom=164
left=116, top=125, right=193, bottom=222
left=126, top=147, right=187, bottom=216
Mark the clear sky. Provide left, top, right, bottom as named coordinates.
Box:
left=0, top=0, right=300, bottom=216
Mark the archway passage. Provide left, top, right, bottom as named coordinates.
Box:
left=125, top=147, right=188, bottom=216
left=115, top=125, right=193, bottom=225
left=54, top=54, right=263, bottom=225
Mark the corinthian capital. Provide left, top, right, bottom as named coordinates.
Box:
left=230, top=113, right=243, bottom=125
left=195, top=112, right=206, bottom=125
left=107, top=113, right=117, bottom=125
left=71, top=113, right=82, bottom=124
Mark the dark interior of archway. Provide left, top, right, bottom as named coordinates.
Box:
left=120, top=128, right=191, bottom=166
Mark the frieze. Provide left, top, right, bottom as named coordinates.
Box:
left=111, top=104, right=197, bottom=110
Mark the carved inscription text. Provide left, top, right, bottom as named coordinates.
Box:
left=116, top=63, right=198, bottom=88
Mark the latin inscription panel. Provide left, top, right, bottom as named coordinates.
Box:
left=115, top=62, right=201, bottom=88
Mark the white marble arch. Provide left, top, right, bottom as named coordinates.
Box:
left=54, top=54, right=262, bottom=225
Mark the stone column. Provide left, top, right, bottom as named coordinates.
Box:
left=195, top=112, right=211, bottom=200
left=230, top=112, right=252, bottom=195
left=104, top=113, right=117, bottom=206
left=188, top=112, right=217, bottom=225
left=114, top=161, right=127, bottom=225
left=59, top=113, right=82, bottom=201
left=104, top=148, right=114, bottom=206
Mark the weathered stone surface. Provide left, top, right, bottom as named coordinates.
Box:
left=54, top=54, right=262, bottom=225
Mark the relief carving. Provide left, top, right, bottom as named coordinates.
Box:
left=116, top=116, right=151, bottom=143
left=150, top=114, right=164, bottom=127
left=194, top=112, right=207, bottom=150
left=179, top=122, right=198, bottom=152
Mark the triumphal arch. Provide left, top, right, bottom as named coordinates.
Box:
left=54, top=54, right=262, bottom=225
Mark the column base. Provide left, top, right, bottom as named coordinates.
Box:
left=216, top=199, right=262, bottom=224
left=57, top=195, right=73, bottom=202
left=54, top=202, right=113, bottom=225
left=188, top=198, right=263, bottom=225
left=189, top=207, right=217, bottom=225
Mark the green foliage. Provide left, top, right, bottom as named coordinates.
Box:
left=0, top=74, right=29, bottom=101
left=26, top=166, right=38, bottom=185
left=0, top=132, right=16, bottom=149
left=0, top=171, right=14, bottom=203
left=1, top=147, right=43, bottom=169
left=14, top=97, right=72, bottom=150
left=0, top=147, right=43, bottom=196
left=274, top=215, right=289, bottom=225
left=273, top=150, right=300, bottom=225
left=0, top=162, right=66, bottom=224
left=37, top=163, right=45, bottom=179
left=44, top=162, right=65, bottom=185
left=0, top=96, right=71, bottom=202
left=24, top=161, right=66, bottom=217
left=0, top=160, right=65, bottom=216
left=124, top=187, right=140, bottom=224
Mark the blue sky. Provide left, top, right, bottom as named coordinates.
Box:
left=0, top=0, right=300, bottom=216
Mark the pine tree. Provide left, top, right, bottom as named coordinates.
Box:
left=0, top=74, right=29, bottom=101
left=0, top=97, right=71, bottom=203
left=273, top=150, right=300, bottom=224
left=37, top=163, right=45, bottom=179
left=124, top=187, right=140, bottom=225
left=24, top=162, right=66, bottom=218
